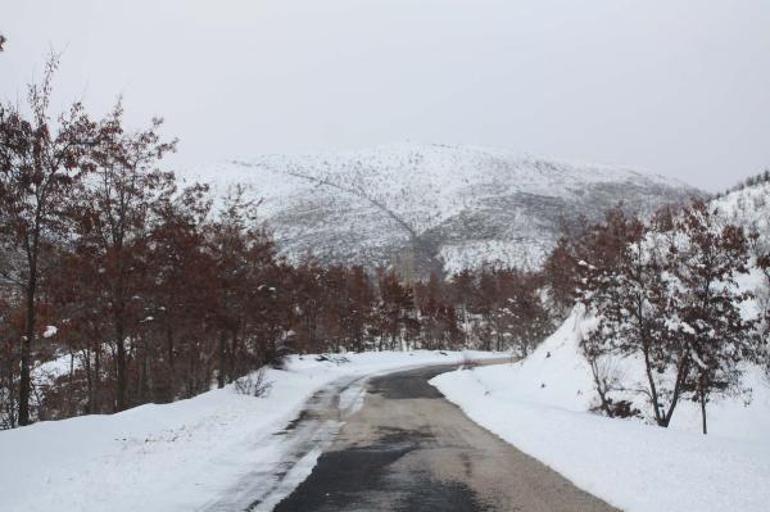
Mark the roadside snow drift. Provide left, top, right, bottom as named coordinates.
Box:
left=0, top=350, right=499, bottom=512
left=431, top=310, right=770, bottom=512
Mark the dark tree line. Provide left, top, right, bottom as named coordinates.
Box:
left=713, top=168, right=770, bottom=199
left=0, top=58, right=555, bottom=428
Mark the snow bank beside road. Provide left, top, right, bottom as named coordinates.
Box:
left=0, top=350, right=499, bottom=512
left=431, top=316, right=770, bottom=512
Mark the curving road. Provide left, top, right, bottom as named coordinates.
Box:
left=271, top=365, right=620, bottom=512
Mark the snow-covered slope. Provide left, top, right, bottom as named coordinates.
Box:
left=184, top=144, right=700, bottom=275
left=432, top=327, right=770, bottom=512
left=459, top=305, right=770, bottom=439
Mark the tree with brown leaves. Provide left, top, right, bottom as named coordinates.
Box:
left=75, top=101, right=176, bottom=411
left=669, top=201, right=757, bottom=434
left=0, top=55, right=103, bottom=425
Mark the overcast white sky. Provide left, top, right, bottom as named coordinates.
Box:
left=2, top=0, right=769, bottom=191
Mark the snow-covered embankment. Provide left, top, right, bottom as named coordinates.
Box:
left=431, top=311, right=770, bottom=512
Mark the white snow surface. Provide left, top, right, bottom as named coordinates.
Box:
left=0, top=350, right=500, bottom=512
left=431, top=308, right=770, bottom=512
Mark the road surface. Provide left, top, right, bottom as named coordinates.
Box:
left=271, top=364, right=620, bottom=512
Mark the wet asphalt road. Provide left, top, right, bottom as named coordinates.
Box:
left=272, top=365, right=620, bottom=512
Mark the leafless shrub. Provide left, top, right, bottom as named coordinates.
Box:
left=234, top=368, right=272, bottom=397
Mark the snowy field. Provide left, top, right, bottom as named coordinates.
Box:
left=0, top=350, right=501, bottom=512
left=432, top=310, right=770, bottom=512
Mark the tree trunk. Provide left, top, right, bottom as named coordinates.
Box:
left=166, top=323, right=175, bottom=372
left=68, top=352, right=75, bottom=416
left=138, top=334, right=149, bottom=403
left=699, top=377, right=708, bottom=435
left=217, top=330, right=226, bottom=388
left=18, top=267, right=37, bottom=426
left=228, top=330, right=238, bottom=383
left=83, top=348, right=93, bottom=415
left=188, top=343, right=198, bottom=397
left=662, top=354, right=690, bottom=427
left=637, top=297, right=666, bottom=427
left=115, top=316, right=127, bottom=412
left=641, top=343, right=664, bottom=426
left=165, top=323, right=175, bottom=400
left=94, top=339, right=101, bottom=413
left=6, top=346, right=17, bottom=428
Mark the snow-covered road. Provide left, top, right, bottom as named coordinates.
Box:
left=272, top=364, right=617, bottom=512
left=0, top=351, right=500, bottom=512
left=200, top=373, right=370, bottom=511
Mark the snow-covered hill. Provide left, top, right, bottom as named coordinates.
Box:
left=184, top=144, right=700, bottom=275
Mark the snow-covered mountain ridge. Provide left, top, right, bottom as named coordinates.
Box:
left=186, top=143, right=701, bottom=275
